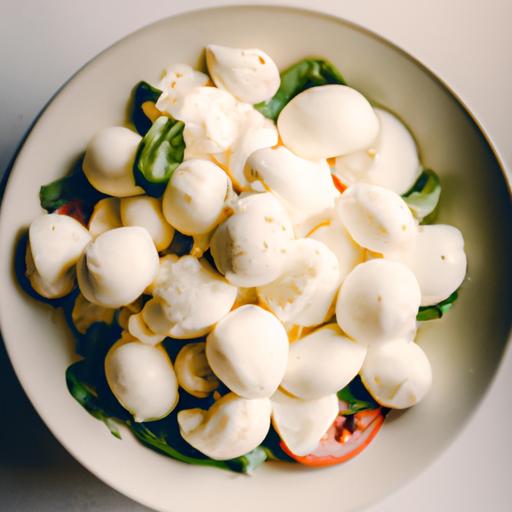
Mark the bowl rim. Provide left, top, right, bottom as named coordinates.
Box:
left=1, top=4, right=511, bottom=511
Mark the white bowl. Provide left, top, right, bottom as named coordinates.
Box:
left=0, top=6, right=511, bottom=512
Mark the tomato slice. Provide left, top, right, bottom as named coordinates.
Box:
left=56, top=199, right=88, bottom=225
left=280, top=407, right=385, bottom=467
left=331, top=173, right=347, bottom=193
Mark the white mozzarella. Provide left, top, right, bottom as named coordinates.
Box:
left=206, top=45, right=280, bottom=104
left=257, top=238, right=341, bottom=327
left=105, top=337, right=178, bottom=422
left=402, top=224, right=467, bottom=306
left=178, top=393, right=271, bottom=460
left=277, top=85, right=379, bottom=160
left=281, top=324, right=367, bottom=400
left=155, top=63, right=209, bottom=118
left=71, top=293, right=115, bottom=334
left=162, top=159, right=231, bottom=236
left=83, top=127, right=143, bottom=197
left=77, top=226, right=159, bottom=308
left=88, top=198, right=122, bottom=238
left=271, top=390, right=339, bottom=456
left=120, top=195, right=174, bottom=251
left=336, top=259, right=421, bottom=345
left=206, top=305, right=289, bottom=399
left=174, top=342, right=219, bottom=398
left=246, top=146, right=338, bottom=226
left=334, top=108, right=421, bottom=194
left=210, top=192, right=294, bottom=287
left=127, top=312, right=165, bottom=346
left=27, top=213, right=92, bottom=298
left=361, top=339, right=432, bottom=409
left=141, top=255, right=237, bottom=339
left=308, top=216, right=365, bottom=282
left=172, top=86, right=240, bottom=158
left=336, top=183, right=417, bottom=255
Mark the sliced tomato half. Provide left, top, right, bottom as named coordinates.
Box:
left=331, top=173, right=347, bottom=194
left=280, top=406, right=385, bottom=467
left=56, top=199, right=88, bottom=225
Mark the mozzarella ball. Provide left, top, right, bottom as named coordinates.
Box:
left=77, top=226, right=159, bottom=308
left=83, top=127, right=143, bottom=197
left=71, top=293, right=115, bottom=334
left=334, top=108, right=421, bottom=194
left=120, top=195, right=174, bottom=251
left=206, top=305, right=289, bottom=399
left=162, top=159, right=231, bottom=236
left=222, top=105, right=277, bottom=191
left=155, top=63, right=209, bottom=118
left=308, top=216, right=365, bottom=282
left=206, top=45, right=280, bottom=104
left=271, top=390, right=339, bottom=456
left=257, top=238, right=341, bottom=327
left=26, top=213, right=92, bottom=298
left=246, top=146, right=338, bottom=226
left=336, top=183, right=417, bottom=255
left=277, top=85, right=379, bottom=160
left=141, top=255, right=237, bottom=339
left=336, top=259, right=421, bottom=345
left=105, top=337, right=178, bottom=422
left=404, top=225, right=467, bottom=306
left=127, top=312, right=165, bottom=346
left=210, top=192, right=294, bottom=287
left=172, top=86, right=240, bottom=158
left=360, top=339, right=432, bottom=409
left=88, top=198, right=122, bottom=238
left=174, top=342, right=219, bottom=398
left=178, top=392, right=271, bottom=460
left=281, top=324, right=367, bottom=400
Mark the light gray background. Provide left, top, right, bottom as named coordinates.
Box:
left=0, top=0, right=510, bottom=511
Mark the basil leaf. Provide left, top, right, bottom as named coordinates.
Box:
left=133, top=116, right=185, bottom=197
left=226, top=446, right=272, bottom=474
left=130, top=81, right=163, bottom=136
left=39, top=159, right=104, bottom=214
left=403, top=169, right=441, bottom=223
left=254, top=58, right=346, bottom=120
left=417, top=290, right=458, bottom=321
left=66, top=361, right=122, bottom=439
left=337, top=376, right=379, bottom=415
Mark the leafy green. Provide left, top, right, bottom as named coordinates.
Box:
left=403, top=169, right=441, bottom=223
left=39, top=158, right=104, bottom=215
left=130, top=81, right=163, bottom=136
left=133, top=116, right=185, bottom=197
left=417, top=291, right=458, bottom=321
left=254, top=58, right=346, bottom=120
left=337, top=376, right=379, bottom=415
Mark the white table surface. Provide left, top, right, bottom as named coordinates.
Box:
left=0, top=0, right=510, bottom=511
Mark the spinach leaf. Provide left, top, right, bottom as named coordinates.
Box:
left=39, top=158, right=104, bottom=215
left=417, top=291, right=458, bottom=321
left=130, top=81, right=163, bottom=136
left=403, top=169, right=441, bottom=223
left=133, top=116, right=185, bottom=197
left=337, top=376, right=379, bottom=415
left=254, top=58, right=346, bottom=121
left=66, top=361, right=122, bottom=438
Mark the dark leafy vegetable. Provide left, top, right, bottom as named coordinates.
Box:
left=337, top=376, right=379, bottom=415
left=417, top=291, right=458, bottom=321
left=130, top=81, right=163, bottom=136
left=254, top=58, right=346, bottom=120
left=403, top=169, right=441, bottom=223
left=39, top=158, right=104, bottom=217
left=133, top=116, right=185, bottom=197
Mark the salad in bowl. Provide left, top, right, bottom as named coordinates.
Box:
left=17, top=43, right=467, bottom=474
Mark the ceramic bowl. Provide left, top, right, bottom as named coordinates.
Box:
left=1, top=6, right=511, bottom=512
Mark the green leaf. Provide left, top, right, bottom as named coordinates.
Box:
left=226, top=446, right=271, bottom=474
left=66, top=361, right=122, bottom=438
left=133, top=116, right=185, bottom=197
left=337, top=376, right=379, bottom=415
left=402, top=169, right=441, bottom=223
left=417, top=290, right=458, bottom=321
left=254, top=58, right=346, bottom=121
left=130, top=81, right=163, bottom=136
left=39, top=161, right=104, bottom=214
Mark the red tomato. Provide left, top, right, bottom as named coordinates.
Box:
left=331, top=174, right=347, bottom=193
left=56, top=199, right=88, bottom=225
left=280, top=407, right=385, bottom=467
